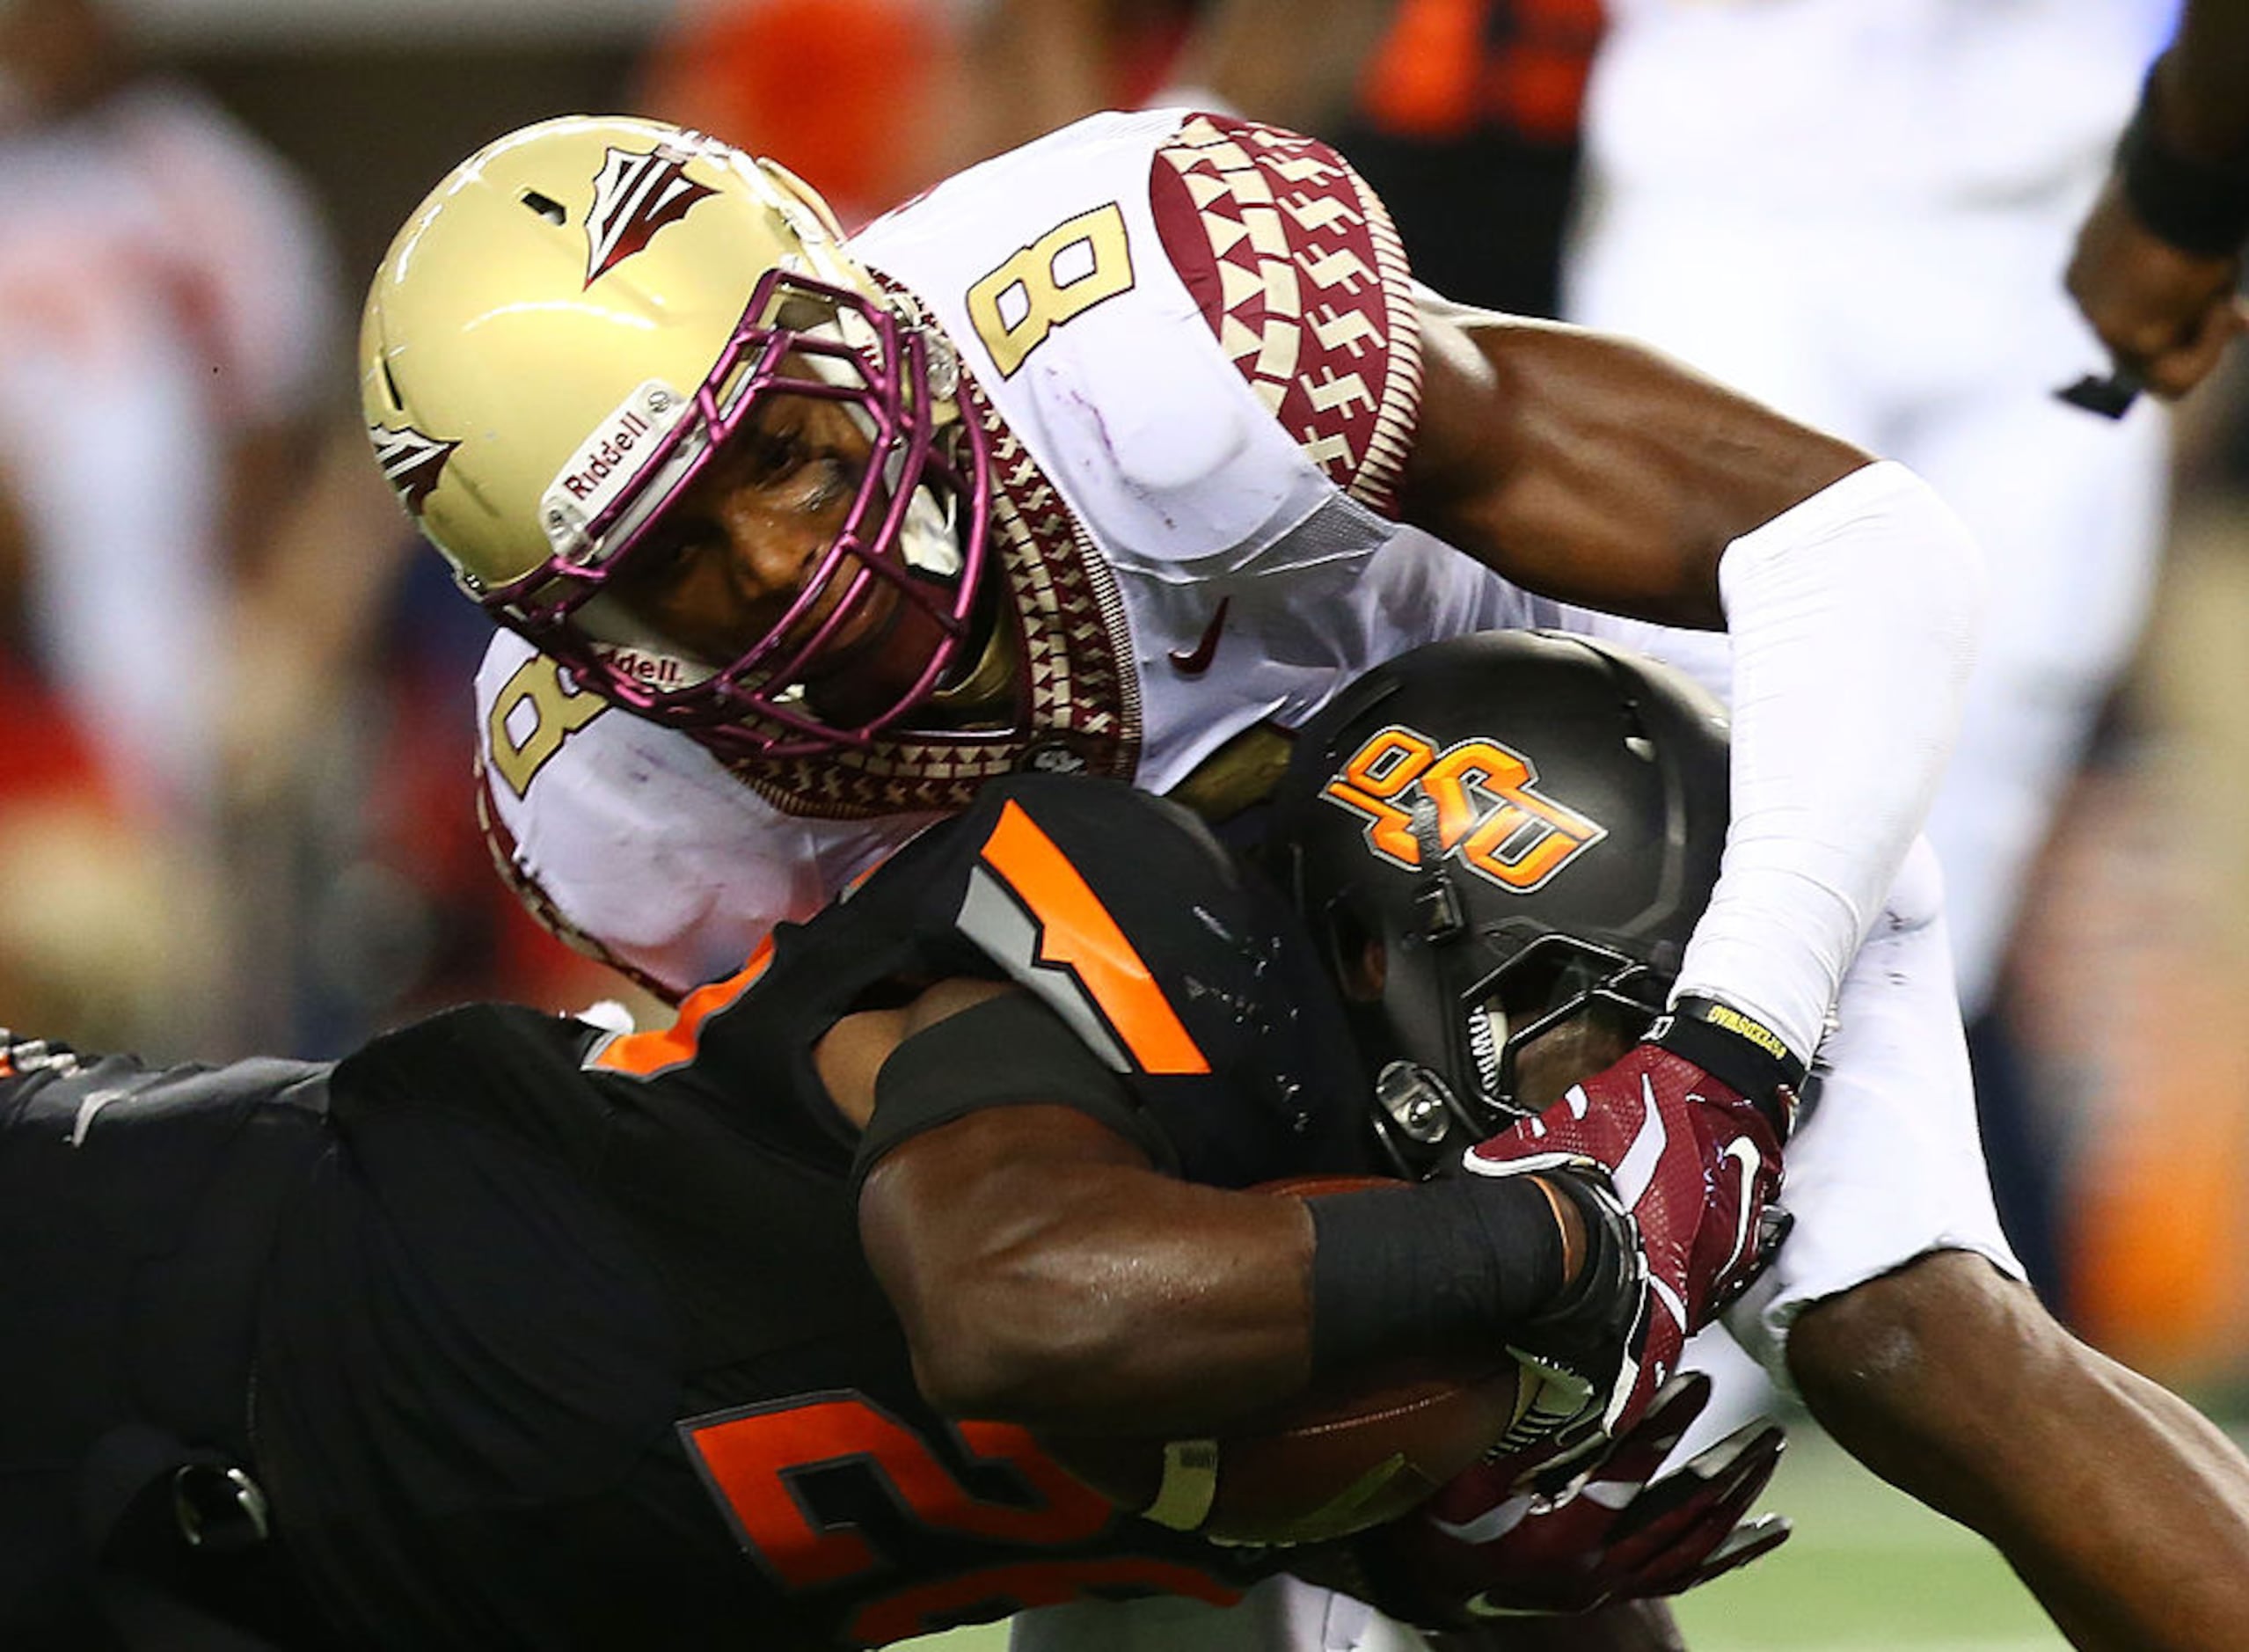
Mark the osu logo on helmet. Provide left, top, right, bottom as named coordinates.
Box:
left=1318, top=724, right=1608, bottom=894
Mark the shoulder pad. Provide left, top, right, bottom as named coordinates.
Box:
left=855, top=775, right=1370, bottom=1181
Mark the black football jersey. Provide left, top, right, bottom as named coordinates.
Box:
left=252, top=775, right=1376, bottom=1650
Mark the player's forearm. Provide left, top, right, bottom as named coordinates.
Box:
left=1408, top=308, right=1983, bottom=1061
left=862, top=1109, right=1584, bottom=1436
left=1674, top=463, right=1984, bottom=1061
left=2106, top=26, right=2249, bottom=274
left=861, top=1112, right=1322, bottom=1431
left=941, top=1173, right=1320, bottom=1429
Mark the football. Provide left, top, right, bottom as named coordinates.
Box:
left=1040, top=1175, right=1541, bottom=1546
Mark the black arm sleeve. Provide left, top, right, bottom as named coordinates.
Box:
left=851, top=992, right=1179, bottom=1192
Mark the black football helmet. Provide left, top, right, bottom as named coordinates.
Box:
left=1266, top=631, right=1731, bottom=1177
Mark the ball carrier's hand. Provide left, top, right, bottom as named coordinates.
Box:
left=1464, top=997, right=1799, bottom=1454
left=1344, top=1371, right=1790, bottom=1626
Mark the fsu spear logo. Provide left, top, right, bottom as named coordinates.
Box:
left=584, top=143, right=716, bottom=286
left=369, top=423, right=460, bottom=514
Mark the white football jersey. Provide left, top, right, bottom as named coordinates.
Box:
left=474, top=109, right=1565, bottom=995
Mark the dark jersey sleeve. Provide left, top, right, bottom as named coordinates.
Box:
left=846, top=773, right=1376, bottom=1188
left=1, top=1032, right=334, bottom=1649
left=851, top=989, right=1175, bottom=1188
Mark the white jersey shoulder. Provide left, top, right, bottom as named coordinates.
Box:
left=856, top=109, right=1518, bottom=785
left=473, top=631, right=938, bottom=996
left=854, top=108, right=1421, bottom=577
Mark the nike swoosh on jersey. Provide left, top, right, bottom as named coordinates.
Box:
left=1166, top=596, right=1232, bottom=676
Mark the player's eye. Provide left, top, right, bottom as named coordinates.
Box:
left=798, top=450, right=853, bottom=510
left=741, top=425, right=807, bottom=486
left=628, top=522, right=718, bottom=583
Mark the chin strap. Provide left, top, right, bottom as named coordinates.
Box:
left=929, top=587, right=1017, bottom=713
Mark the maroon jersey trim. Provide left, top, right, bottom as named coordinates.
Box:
left=1149, top=113, right=1422, bottom=518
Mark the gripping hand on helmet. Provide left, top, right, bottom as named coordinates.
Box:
left=1463, top=996, right=1797, bottom=1451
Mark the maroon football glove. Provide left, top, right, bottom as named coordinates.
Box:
left=1349, top=1371, right=1790, bottom=1626
left=1464, top=1005, right=1793, bottom=1448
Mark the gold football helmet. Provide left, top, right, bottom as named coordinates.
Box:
left=360, top=113, right=991, bottom=757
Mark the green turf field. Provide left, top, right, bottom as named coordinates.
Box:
left=1665, top=1420, right=2063, bottom=1651
left=901, top=1419, right=2075, bottom=1651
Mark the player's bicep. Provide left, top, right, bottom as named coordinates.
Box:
left=850, top=988, right=1166, bottom=1384
left=858, top=1083, right=1168, bottom=1416
left=1399, top=302, right=1867, bottom=629
left=858, top=1101, right=1161, bottom=1297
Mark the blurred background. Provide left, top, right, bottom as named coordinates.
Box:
left=4, top=1, right=2246, bottom=1637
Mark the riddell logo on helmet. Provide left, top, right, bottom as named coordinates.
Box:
left=1320, top=725, right=1608, bottom=894
left=589, top=642, right=694, bottom=690
left=558, top=406, right=660, bottom=503
left=540, top=383, right=688, bottom=557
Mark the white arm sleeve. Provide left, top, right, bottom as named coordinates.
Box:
left=1673, top=461, right=1985, bottom=1062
